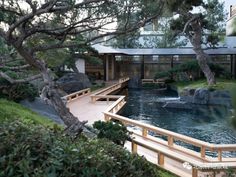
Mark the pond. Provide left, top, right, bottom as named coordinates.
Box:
left=119, top=88, right=236, bottom=157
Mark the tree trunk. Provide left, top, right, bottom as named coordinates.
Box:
left=15, top=46, right=87, bottom=136
left=189, top=18, right=216, bottom=85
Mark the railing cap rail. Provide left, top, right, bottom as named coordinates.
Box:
left=62, top=88, right=90, bottom=99
left=103, top=111, right=236, bottom=150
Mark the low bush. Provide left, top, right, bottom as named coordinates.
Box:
left=0, top=81, right=38, bottom=102
left=0, top=120, right=174, bottom=177
left=93, top=120, right=130, bottom=146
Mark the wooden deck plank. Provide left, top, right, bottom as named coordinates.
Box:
left=67, top=94, right=115, bottom=125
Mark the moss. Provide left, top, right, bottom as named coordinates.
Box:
left=173, top=79, right=236, bottom=93
left=90, top=82, right=105, bottom=92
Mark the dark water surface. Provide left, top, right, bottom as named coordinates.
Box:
left=120, top=88, right=236, bottom=157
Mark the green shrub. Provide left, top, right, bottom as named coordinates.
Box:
left=154, top=60, right=231, bottom=80
left=155, top=71, right=172, bottom=79
left=0, top=82, right=38, bottom=102
left=93, top=120, right=131, bottom=146
left=142, top=83, right=161, bottom=88
left=0, top=120, right=175, bottom=177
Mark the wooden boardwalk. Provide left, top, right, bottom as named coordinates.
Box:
left=67, top=94, right=114, bottom=125
left=65, top=78, right=236, bottom=177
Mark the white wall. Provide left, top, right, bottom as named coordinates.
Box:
left=75, top=59, right=85, bottom=73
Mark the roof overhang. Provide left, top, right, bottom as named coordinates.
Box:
left=92, top=44, right=236, bottom=56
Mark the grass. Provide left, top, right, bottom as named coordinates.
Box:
left=0, top=99, right=57, bottom=128
left=91, top=82, right=106, bottom=92
left=173, top=78, right=236, bottom=94
left=0, top=99, right=175, bottom=177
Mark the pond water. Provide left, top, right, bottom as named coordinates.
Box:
left=119, top=88, right=236, bottom=157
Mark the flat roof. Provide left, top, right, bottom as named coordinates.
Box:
left=92, top=44, right=236, bottom=55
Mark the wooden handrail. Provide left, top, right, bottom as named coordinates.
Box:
left=119, top=77, right=130, bottom=83
left=62, top=88, right=90, bottom=102
left=132, top=137, right=236, bottom=171
left=104, top=96, right=126, bottom=114
left=91, top=77, right=129, bottom=103
left=103, top=110, right=236, bottom=162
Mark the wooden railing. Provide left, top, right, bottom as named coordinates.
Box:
left=103, top=111, right=236, bottom=176
left=63, top=77, right=236, bottom=176
left=100, top=82, right=236, bottom=176
left=119, top=77, right=130, bottom=83
left=62, top=88, right=90, bottom=103
left=141, top=78, right=165, bottom=85
left=91, top=77, right=129, bottom=103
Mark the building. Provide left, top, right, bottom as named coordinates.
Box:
left=227, top=5, right=236, bottom=36
left=82, top=5, right=236, bottom=81
left=83, top=44, right=236, bottom=81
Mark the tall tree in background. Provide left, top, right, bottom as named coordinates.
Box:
left=0, top=0, right=164, bottom=135
left=167, top=0, right=226, bottom=85
left=142, top=17, right=188, bottom=48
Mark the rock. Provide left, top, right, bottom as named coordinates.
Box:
left=179, top=88, right=232, bottom=108
left=208, top=90, right=232, bottom=107
left=193, top=88, right=210, bottom=104
left=179, top=88, right=195, bottom=103
left=20, top=97, right=64, bottom=124
left=57, top=73, right=91, bottom=94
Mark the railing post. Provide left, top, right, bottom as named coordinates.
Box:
left=218, top=149, right=222, bottom=161
left=158, top=152, right=164, bottom=166
left=132, top=141, right=137, bottom=154
left=142, top=128, right=147, bottom=137
left=168, top=136, right=174, bottom=146
left=201, top=146, right=206, bottom=158
left=106, top=98, right=109, bottom=104
left=104, top=115, right=109, bottom=122
left=192, top=168, right=198, bottom=177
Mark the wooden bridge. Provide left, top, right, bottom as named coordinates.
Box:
left=64, top=77, right=236, bottom=177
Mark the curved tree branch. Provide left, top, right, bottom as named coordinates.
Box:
left=182, top=14, right=200, bottom=34
left=0, top=64, right=30, bottom=70
left=0, top=72, right=42, bottom=84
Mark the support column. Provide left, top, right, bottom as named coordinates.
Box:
left=106, top=55, right=109, bottom=81
left=103, top=55, right=106, bottom=81
left=171, top=56, right=174, bottom=69
left=231, top=54, right=233, bottom=78
left=234, top=54, right=236, bottom=79
left=141, top=55, right=145, bottom=79
left=111, top=55, right=115, bottom=80
left=171, top=56, right=174, bottom=80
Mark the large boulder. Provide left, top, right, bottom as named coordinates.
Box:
left=179, top=88, right=232, bottom=108
left=208, top=90, right=232, bottom=107
left=57, top=73, right=91, bottom=94
left=193, top=88, right=210, bottom=104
